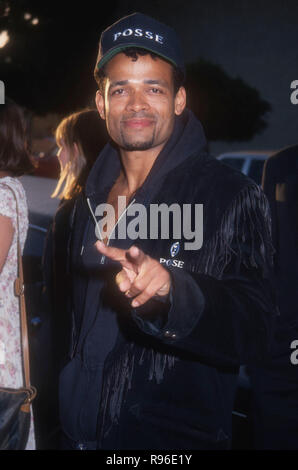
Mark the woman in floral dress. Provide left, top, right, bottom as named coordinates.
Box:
left=0, top=98, right=35, bottom=449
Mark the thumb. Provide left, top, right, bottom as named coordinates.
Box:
left=115, top=269, right=132, bottom=292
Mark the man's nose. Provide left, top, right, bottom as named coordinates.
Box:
left=126, top=90, right=149, bottom=112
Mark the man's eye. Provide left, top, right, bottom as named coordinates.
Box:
left=150, top=88, right=162, bottom=94
left=112, top=89, right=124, bottom=95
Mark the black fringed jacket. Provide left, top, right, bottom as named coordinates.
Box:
left=59, top=110, right=278, bottom=450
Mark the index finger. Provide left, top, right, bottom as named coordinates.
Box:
left=95, top=241, right=138, bottom=272
left=126, top=245, right=146, bottom=267
left=95, top=241, right=127, bottom=263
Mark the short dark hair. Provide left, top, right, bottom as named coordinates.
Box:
left=94, top=47, right=184, bottom=96
left=0, top=98, right=34, bottom=176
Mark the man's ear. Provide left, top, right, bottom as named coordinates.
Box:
left=174, top=86, right=186, bottom=116
left=95, top=90, right=105, bottom=120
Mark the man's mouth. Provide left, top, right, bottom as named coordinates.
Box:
left=121, top=113, right=156, bottom=129
left=121, top=118, right=155, bottom=129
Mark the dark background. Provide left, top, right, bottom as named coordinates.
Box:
left=0, top=0, right=297, bottom=155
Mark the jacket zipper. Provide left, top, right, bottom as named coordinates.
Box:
left=86, top=196, right=136, bottom=264
left=71, top=197, right=136, bottom=360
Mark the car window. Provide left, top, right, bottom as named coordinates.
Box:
left=220, top=157, right=245, bottom=172
left=248, top=160, right=265, bottom=185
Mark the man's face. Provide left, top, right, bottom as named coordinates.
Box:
left=95, top=53, right=186, bottom=152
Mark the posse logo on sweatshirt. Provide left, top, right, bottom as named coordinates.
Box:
left=159, top=241, right=184, bottom=269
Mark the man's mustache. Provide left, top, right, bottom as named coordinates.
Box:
left=121, top=112, right=157, bottom=122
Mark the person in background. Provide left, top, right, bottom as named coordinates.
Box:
left=49, top=108, right=108, bottom=364
left=0, top=97, right=35, bottom=449
left=249, top=144, right=298, bottom=449
left=39, top=108, right=107, bottom=449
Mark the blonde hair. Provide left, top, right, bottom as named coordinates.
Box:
left=51, top=140, right=86, bottom=200
left=51, top=109, right=107, bottom=200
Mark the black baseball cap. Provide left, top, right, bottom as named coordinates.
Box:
left=95, top=12, right=185, bottom=77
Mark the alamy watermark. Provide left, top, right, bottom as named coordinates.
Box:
left=0, top=81, right=4, bottom=104
left=92, top=197, right=203, bottom=251
left=290, top=80, right=298, bottom=104
left=290, top=340, right=298, bottom=365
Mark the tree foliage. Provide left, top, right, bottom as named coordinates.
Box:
left=185, top=60, right=271, bottom=142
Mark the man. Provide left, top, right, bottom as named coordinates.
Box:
left=59, top=12, right=278, bottom=450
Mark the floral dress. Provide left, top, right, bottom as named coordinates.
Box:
left=0, top=176, right=35, bottom=450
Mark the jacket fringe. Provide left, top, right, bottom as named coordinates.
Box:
left=99, top=344, right=177, bottom=435
left=190, top=183, right=275, bottom=279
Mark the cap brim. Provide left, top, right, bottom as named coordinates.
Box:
left=97, top=43, right=178, bottom=70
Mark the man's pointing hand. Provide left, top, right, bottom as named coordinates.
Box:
left=95, top=241, right=171, bottom=308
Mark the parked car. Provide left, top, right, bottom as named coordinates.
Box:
left=31, top=137, right=60, bottom=179
left=217, top=151, right=275, bottom=185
